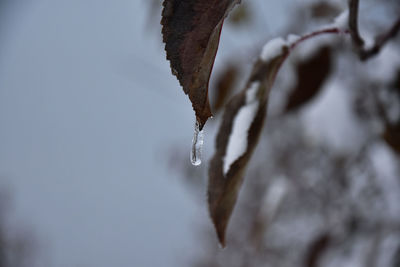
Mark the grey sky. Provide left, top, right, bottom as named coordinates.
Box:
left=0, top=1, right=201, bottom=266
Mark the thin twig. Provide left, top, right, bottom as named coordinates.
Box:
left=348, top=0, right=400, bottom=61
left=360, top=17, right=400, bottom=60
left=348, top=0, right=365, bottom=48
left=289, top=28, right=349, bottom=51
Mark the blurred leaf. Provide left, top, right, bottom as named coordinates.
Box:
left=0, top=189, right=38, bottom=267
left=393, top=243, right=400, bottom=267
left=212, top=65, right=239, bottom=112
left=304, top=233, right=331, bottom=267
left=310, top=2, right=341, bottom=20
left=285, top=46, right=332, bottom=112
left=227, top=4, right=250, bottom=26
left=161, top=0, right=241, bottom=129
left=383, top=123, right=400, bottom=155
left=383, top=68, right=400, bottom=155
left=208, top=45, right=289, bottom=247
left=390, top=68, right=400, bottom=94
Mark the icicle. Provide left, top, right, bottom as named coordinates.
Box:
left=190, top=120, right=204, bottom=166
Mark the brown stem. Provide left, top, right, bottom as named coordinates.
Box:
left=348, top=0, right=365, bottom=48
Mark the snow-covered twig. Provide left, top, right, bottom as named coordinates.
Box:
left=362, top=17, right=400, bottom=60
left=348, top=0, right=400, bottom=60
left=269, top=27, right=350, bottom=87
left=288, top=28, right=349, bottom=51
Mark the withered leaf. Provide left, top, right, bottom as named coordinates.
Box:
left=304, top=233, right=331, bottom=267
left=285, top=46, right=332, bottom=112
left=161, top=0, right=241, bottom=129
left=212, top=64, right=238, bottom=112
left=383, top=123, right=400, bottom=155
left=310, top=2, right=341, bottom=20
left=208, top=44, right=289, bottom=246
left=382, top=68, right=400, bottom=155
left=227, top=3, right=251, bottom=26
left=390, top=68, right=400, bottom=94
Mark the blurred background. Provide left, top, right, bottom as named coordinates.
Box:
left=0, top=0, right=399, bottom=266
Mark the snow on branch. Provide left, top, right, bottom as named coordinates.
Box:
left=348, top=0, right=400, bottom=60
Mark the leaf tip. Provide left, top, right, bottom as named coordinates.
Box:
left=196, top=113, right=211, bottom=131
left=210, top=212, right=227, bottom=248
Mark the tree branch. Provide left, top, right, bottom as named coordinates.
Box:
left=348, top=0, right=364, bottom=48
left=348, top=0, right=400, bottom=60
left=360, top=17, right=400, bottom=60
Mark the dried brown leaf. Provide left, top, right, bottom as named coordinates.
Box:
left=212, top=65, right=239, bottom=112
left=227, top=3, right=251, bottom=26
left=304, top=233, right=331, bottom=267
left=285, top=46, right=332, bottom=112
left=383, top=123, right=400, bottom=155
left=310, top=2, right=341, bottom=20
left=161, top=0, right=241, bottom=129
left=208, top=47, right=289, bottom=246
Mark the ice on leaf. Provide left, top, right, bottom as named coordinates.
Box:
left=191, top=120, right=204, bottom=166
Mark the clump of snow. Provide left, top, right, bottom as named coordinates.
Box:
left=361, top=31, right=375, bottom=51
left=286, top=34, right=301, bottom=46
left=223, top=102, right=259, bottom=175
left=333, top=9, right=349, bottom=30
left=260, top=37, right=287, bottom=62
left=245, top=81, right=260, bottom=102
left=223, top=82, right=260, bottom=175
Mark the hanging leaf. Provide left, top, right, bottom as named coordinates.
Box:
left=285, top=46, right=332, bottom=112
left=208, top=39, right=289, bottom=246
left=161, top=0, right=241, bottom=129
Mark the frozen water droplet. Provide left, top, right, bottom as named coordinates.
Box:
left=191, top=120, right=204, bottom=166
